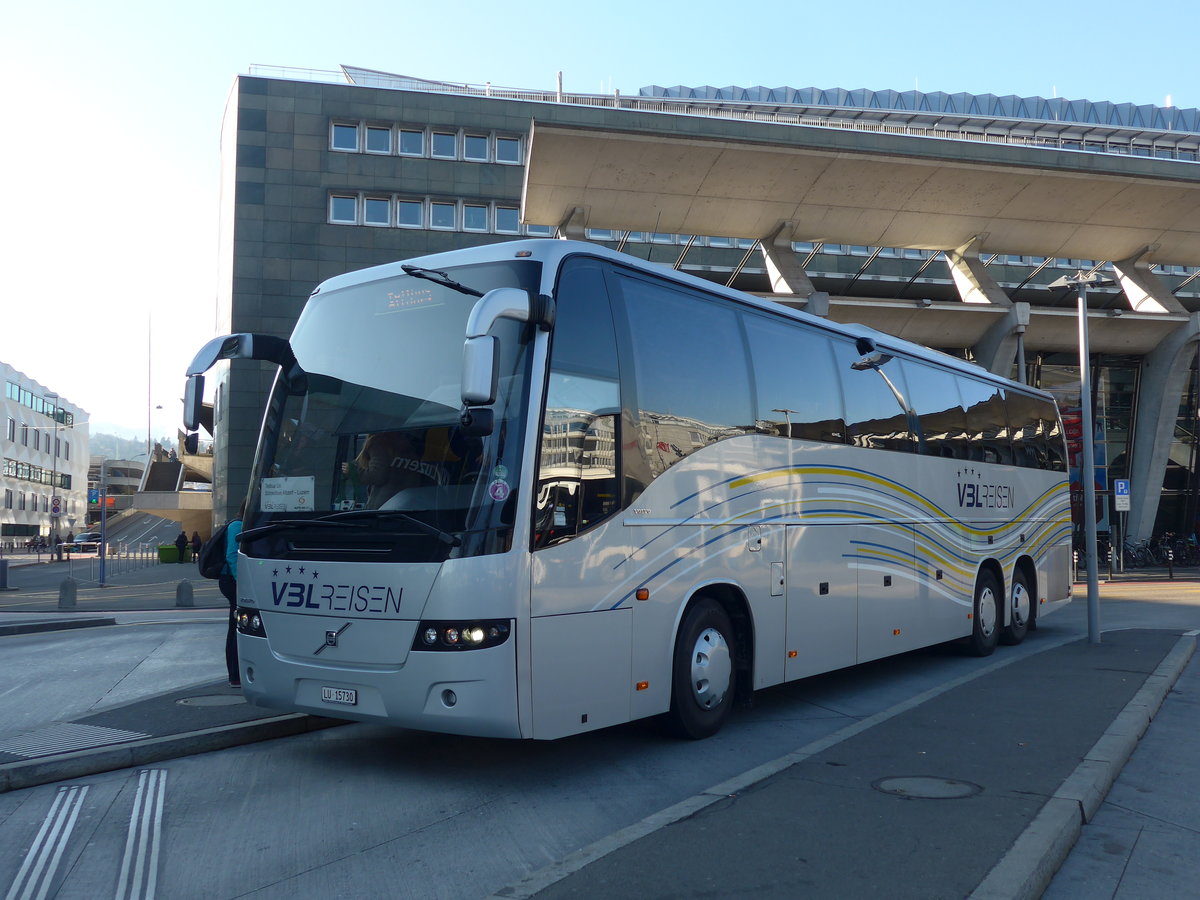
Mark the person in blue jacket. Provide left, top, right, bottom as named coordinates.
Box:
left=218, top=500, right=246, bottom=687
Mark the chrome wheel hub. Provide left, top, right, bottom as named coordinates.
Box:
left=1011, top=582, right=1031, bottom=627
left=978, top=587, right=998, bottom=636
left=690, top=627, right=732, bottom=710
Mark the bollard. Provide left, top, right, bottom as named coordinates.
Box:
left=1168, top=549, right=1174, bottom=580
left=0, top=559, right=8, bottom=591
left=59, top=577, right=78, bottom=609
left=176, top=579, right=194, bottom=608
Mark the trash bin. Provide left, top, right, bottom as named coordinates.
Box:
left=158, top=545, right=178, bottom=563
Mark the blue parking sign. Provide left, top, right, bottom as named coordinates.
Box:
left=1114, top=479, right=1130, bottom=511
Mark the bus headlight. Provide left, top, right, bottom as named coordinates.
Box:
left=413, top=620, right=510, bottom=651
left=236, top=607, right=267, bottom=638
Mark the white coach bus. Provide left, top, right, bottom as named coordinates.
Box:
left=184, top=240, right=1071, bottom=740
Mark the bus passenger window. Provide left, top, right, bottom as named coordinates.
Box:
left=961, top=381, right=1012, bottom=465
left=744, top=314, right=846, bottom=443
left=620, top=274, right=755, bottom=478
left=831, top=340, right=916, bottom=453
left=903, top=360, right=967, bottom=458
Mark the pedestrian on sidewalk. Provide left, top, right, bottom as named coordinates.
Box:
left=174, top=530, right=188, bottom=563
left=190, top=530, right=202, bottom=562
left=219, top=501, right=246, bottom=687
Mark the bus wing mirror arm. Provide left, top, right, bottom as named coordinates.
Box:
left=182, top=333, right=300, bottom=431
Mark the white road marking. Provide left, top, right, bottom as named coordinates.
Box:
left=4, top=784, right=89, bottom=900
left=115, top=769, right=168, bottom=900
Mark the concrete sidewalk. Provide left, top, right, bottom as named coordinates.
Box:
left=492, top=629, right=1196, bottom=900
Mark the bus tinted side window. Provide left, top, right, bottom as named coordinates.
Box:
left=960, top=380, right=1012, bottom=465
left=904, top=360, right=967, bottom=458
left=1008, top=391, right=1067, bottom=472
left=831, top=339, right=917, bottom=453
left=743, top=314, right=846, bottom=443
left=618, top=272, right=755, bottom=479
left=535, top=258, right=622, bottom=548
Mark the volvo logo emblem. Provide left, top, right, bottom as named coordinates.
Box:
left=314, top=622, right=351, bottom=655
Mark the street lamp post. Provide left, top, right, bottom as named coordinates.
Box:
left=1049, top=271, right=1113, bottom=646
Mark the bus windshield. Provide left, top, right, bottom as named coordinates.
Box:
left=242, top=259, right=539, bottom=563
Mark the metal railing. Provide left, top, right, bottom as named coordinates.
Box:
left=246, top=66, right=1200, bottom=163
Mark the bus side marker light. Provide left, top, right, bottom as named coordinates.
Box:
left=788, top=650, right=797, bottom=658
left=635, top=588, right=650, bottom=601
left=636, top=681, right=649, bottom=691
left=893, top=629, right=902, bottom=636
left=967, top=613, right=974, bottom=620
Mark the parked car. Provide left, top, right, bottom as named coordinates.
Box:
left=65, top=532, right=103, bottom=552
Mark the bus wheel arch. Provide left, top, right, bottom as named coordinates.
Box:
left=1001, top=558, right=1037, bottom=645
left=665, top=585, right=752, bottom=739
left=968, top=563, right=1003, bottom=657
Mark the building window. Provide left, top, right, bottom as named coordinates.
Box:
left=331, top=123, right=359, bottom=152
left=463, top=204, right=488, bottom=232
left=364, top=197, right=390, bottom=226
left=21, top=424, right=28, bottom=446
left=399, top=129, right=424, bottom=155
left=496, top=137, right=521, bottom=164
left=5, top=417, right=13, bottom=442
left=430, top=201, right=456, bottom=229
left=397, top=199, right=424, bottom=228
left=365, top=126, right=392, bottom=154
left=464, top=134, right=488, bottom=161
left=329, top=195, right=357, bottom=224
left=496, top=207, right=520, bottom=234
left=526, top=224, right=553, bottom=237
left=431, top=132, right=457, bottom=159
left=18, top=492, right=25, bottom=511
left=64, top=441, right=69, bottom=461
left=3, top=489, right=10, bottom=509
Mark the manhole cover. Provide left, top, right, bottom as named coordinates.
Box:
left=873, top=776, right=982, bottom=799
left=176, top=695, right=246, bottom=707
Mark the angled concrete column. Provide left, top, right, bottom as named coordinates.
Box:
left=1111, top=247, right=1186, bottom=315
left=759, top=222, right=828, bottom=316
left=1126, top=313, right=1200, bottom=541
left=555, top=207, right=586, bottom=240
left=946, top=236, right=1012, bottom=307
left=973, top=303, right=1030, bottom=378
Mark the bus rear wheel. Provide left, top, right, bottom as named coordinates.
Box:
left=666, top=596, right=736, bottom=740
left=969, top=570, right=1001, bottom=657
left=1000, top=569, right=1033, bottom=645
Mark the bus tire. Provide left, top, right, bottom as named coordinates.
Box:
left=969, top=570, right=1001, bottom=657
left=666, top=596, right=736, bottom=740
left=1000, top=568, right=1033, bottom=645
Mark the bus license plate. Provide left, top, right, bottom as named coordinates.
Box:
left=321, top=686, right=357, bottom=706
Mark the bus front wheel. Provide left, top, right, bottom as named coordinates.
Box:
left=666, top=596, right=736, bottom=739
left=969, top=570, right=1001, bottom=657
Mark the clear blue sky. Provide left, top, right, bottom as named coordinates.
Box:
left=4, top=0, right=1195, bottom=438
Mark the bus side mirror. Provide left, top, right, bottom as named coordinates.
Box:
left=183, top=374, right=204, bottom=431
left=183, top=431, right=199, bottom=455
left=462, top=336, right=498, bottom=405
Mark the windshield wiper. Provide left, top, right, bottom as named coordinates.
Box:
left=400, top=265, right=484, bottom=298
left=238, top=518, right=370, bottom=542
left=240, top=511, right=460, bottom=547
left=324, top=509, right=462, bottom=547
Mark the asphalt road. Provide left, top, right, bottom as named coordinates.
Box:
left=0, top=581, right=1196, bottom=899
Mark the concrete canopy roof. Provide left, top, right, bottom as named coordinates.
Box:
left=523, top=122, right=1200, bottom=266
